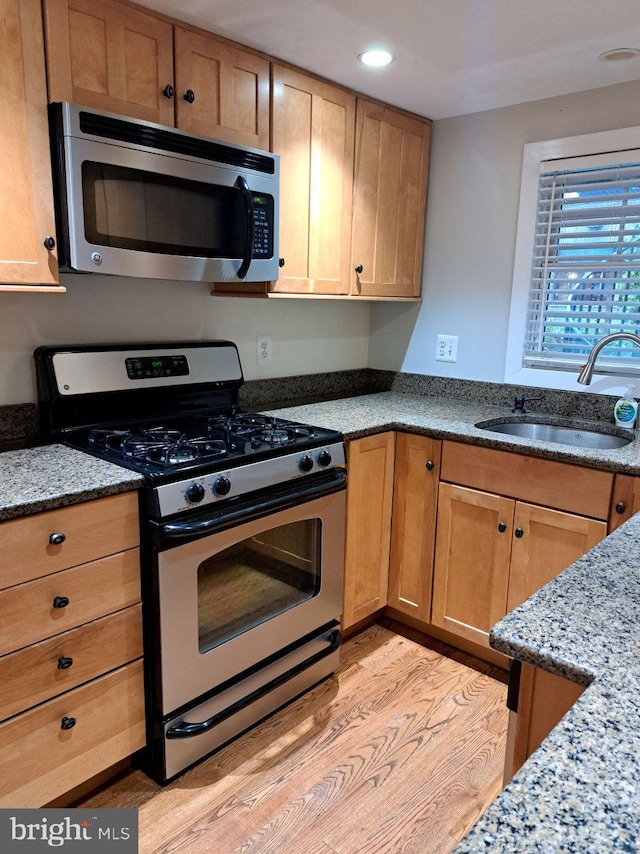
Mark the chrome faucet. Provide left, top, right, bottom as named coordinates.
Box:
left=577, top=332, right=640, bottom=385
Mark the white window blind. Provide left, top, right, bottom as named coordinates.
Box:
left=524, top=151, right=640, bottom=373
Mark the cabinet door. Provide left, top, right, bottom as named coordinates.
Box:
left=432, top=484, right=513, bottom=649
left=343, top=433, right=395, bottom=629
left=271, top=66, right=354, bottom=295
left=174, top=29, right=270, bottom=149
left=609, top=473, right=640, bottom=531
left=388, top=433, right=441, bottom=622
left=0, top=0, right=59, bottom=289
left=507, top=503, right=606, bottom=612
left=43, top=0, right=174, bottom=125
left=351, top=99, right=430, bottom=298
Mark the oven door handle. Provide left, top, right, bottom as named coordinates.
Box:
left=236, top=175, right=254, bottom=280
left=159, top=470, right=346, bottom=543
left=165, top=625, right=341, bottom=739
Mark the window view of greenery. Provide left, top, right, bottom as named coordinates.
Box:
left=525, top=161, right=640, bottom=370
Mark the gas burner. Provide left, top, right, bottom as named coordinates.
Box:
left=145, top=442, right=202, bottom=467
left=252, top=427, right=298, bottom=447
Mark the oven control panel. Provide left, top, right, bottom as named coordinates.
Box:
left=125, top=355, right=190, bottom=380
left=151, top=441, right=346, bottom=518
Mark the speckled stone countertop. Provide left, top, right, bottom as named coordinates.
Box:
left=264, top=390, right=640, bottom=474
left=0, top=445, right=143, bottom=521
left=264, top=391, right=640, bottom=853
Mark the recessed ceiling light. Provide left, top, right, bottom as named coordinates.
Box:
left=358, top=49, right=394, bottom=67
left=598, top=48, right=640, bottom=62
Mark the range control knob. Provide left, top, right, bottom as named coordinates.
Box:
left=213, top=475, right=231, bottom=496
left=186, top=482, right=205, bottom=503
left=317, top=449, right=332, bottom=467
left=298, top=454, right=314, bottom=473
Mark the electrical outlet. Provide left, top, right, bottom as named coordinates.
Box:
left=256, top=335, right=272, bottom=365
left=436, top=334, right=458, bottom=362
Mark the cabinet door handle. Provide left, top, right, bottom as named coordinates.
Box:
left=514, top=527, right=524, bottom=538
left=426, top=460, right=434, bottom=471
left=52, top=596, right=69, bottom=609
left=60, top=716, right=76, bottom=731
left=57, top=656, right=73, bottom=670
left=354, top=264, right=363, bottom=274
left=616, top=501, right=626, bottom=514
left=162, top=84, right=174, bottom=99
left=49, top=532, right=66, bottom=546
left=43, top=235, right=56, bottom=250
left=279, top=257, right=285, bottom=268
left=183, top=89, right=195, bottom=103
left=498, top=522, right=507, bottom=533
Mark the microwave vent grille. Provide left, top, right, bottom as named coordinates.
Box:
left=78, top=111, right=276, bottom=175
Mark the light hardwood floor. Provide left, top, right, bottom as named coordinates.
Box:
left=78, top=623, right=508, bottom=854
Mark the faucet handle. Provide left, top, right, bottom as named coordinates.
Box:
left=512, top=394, right=545, bottom=413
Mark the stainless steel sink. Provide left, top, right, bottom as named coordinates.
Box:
left=474, top=417, right=635, bottom=450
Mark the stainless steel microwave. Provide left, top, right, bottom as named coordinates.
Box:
left=49, top=102, right=280, bottom=283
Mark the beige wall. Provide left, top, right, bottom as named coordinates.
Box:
left=368, top=79, right=640, bottom=383
left=0, top=276, right=369, bottom=405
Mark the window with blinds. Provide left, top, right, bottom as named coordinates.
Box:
left=524, top=152, right=640, bottom=373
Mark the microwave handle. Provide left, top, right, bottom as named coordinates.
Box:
left=235, top=175, right=254, bottom=280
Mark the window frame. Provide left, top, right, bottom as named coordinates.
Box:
left=505, top=124, right=640, bottom=395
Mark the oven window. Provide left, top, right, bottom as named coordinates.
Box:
left=197, top=519, right=321, bottom=653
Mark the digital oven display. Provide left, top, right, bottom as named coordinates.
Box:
left=125, top=355, right=190, bottom=380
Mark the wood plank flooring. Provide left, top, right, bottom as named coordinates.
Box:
left=78, top=624, right=508, bottom=854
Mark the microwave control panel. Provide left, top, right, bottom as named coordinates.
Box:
left=252, top=195, right=274, bottom=258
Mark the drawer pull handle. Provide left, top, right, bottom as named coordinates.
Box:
left=497, top=522, right=507, bottom=533
left=57, top=656, right=73, bottom=670
left=616, top=501, right=626, bottom=514
left=52, top=596, right=69, bottom=609
left=49, top=533, right=66, bottom=546
left=426, top=460, right=434, bottom=471
left=60, top=716, right=76, bottom=731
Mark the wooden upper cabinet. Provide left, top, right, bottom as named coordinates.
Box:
left=43, top=0, right=175, bottom=125
left=271, top=66, right=355, bottom=295
left=351, top=99, right=431, bottom=298
left=0, top=0, right=60, bottom=290
left=174, top=28, right=269, bottom=149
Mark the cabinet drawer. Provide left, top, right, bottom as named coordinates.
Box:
left=0, top=605, right=143, bottom=722
left=0, top=492, right=140, bottom=589
left=440, top=441, right=613, bottom=520
left=0, top=660, right=145, bottom=808
left=0, top=549, right=141, bottom=656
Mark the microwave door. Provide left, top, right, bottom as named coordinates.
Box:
left=60, top=136, right=278, bottom=282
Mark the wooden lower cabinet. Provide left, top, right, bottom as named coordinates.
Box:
left=388, top=433, right=441, bottom=622
left=0, top=492, right=145, bottom=806
left=432, top=475, right=607, bottom=650
left=505, top=662, right=585, bottom=782
left=342, top=433, right=395, bottom=629
left=609, top=472, right=640, bottom=531
left=431, top=484, right=513, bottom=648
left=0, top=661, right=146, bottom=808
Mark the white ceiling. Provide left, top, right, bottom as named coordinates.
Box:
left=135, top=0, right=640, bottom=120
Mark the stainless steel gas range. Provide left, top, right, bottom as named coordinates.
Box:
left=35, top=341, right=346, bottom=783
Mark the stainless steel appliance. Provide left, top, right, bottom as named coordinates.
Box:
left=48, top=103, right=280, bottom=283
left=35, top=342, right=345, bottom=783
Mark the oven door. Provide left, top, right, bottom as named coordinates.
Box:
left=151, top=471, right=346, bottom=716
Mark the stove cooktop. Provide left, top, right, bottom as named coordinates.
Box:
left=66, top=410, right=342, bottom=482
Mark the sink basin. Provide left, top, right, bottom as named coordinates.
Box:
left=475, top=417, right=635, bottom=450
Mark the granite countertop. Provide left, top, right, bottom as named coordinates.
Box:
left=265, top=390, right=640, bottom=474
left=263, top=391, right=640, bottom=853
left=0, top=445, right=143, bottom=521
